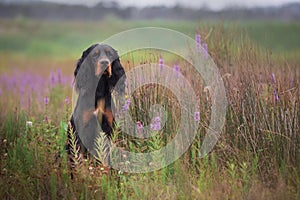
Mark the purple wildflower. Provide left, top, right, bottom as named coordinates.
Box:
left=57, top=69, right=62, bottom=84
left=271, top=73, right=276, bottom=84
left=20, top=86, right=25, bottom=95
left=159, top=55, right=164, bottom=69
left=0, top=88, right=2, bottom=96
left=202, top=43, right=208, bottom=59
left=7, top=75, right=17, bottom=91
left=45, top=115, right=49, bottom=123
left=154, top=123, right=161, bottom=131
left=290, top=76, right=294, bottom=87
left=154, top=116, right=161, bottom=123
left=174, top=63, right=180, bottom=77
left=122, top=98, right=131, bottom=112
left=274, top=90, right=279, bottom=103
left=122, top=104, right=129, bottom=112
left=136, top=121, right=143, bottom=132
left=150, top=116, right=161, bottom=131
left=50, top=71, right=56, bottom=87
left=150, top=123, right=155, bottom=130
left=44, top=96, right=49, bottom=105
left=195, top=33, right=201, bottom=53
left=65, top=96, right=70, bottom=105
left=194, top=111, right=200, bottom=122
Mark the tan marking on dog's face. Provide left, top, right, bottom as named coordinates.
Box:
left=95, top=61, right=102, bottom=77
left=91, top=45, right=117, bottom=77
left=105, top=47, right=113, bottom=77
left=105, top=47, right=111, bottom=53
left=107, top=64, right=112, bottom=77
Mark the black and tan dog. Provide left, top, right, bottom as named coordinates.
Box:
left=67, top=43, right=126, bottom=163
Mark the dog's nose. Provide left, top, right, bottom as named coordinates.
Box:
left=100, top=60, right=109, bottom=66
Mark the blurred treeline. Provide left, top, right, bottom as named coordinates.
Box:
left=0, top=1, right=300, bottom=21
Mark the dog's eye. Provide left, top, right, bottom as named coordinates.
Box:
left=106, top=51, right=112, bottom=57
left=104, top=48, right=113, bottom=56
left=93, top=50, right=99, bottom=58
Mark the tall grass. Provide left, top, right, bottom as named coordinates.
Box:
left=0, top=22, right=299, bottom=199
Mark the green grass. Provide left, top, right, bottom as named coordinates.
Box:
left=1, top=18, right=299, bottom=60
left=0, top=18, right=299, bottom=199
left=240, top=21, right=300, bottom=53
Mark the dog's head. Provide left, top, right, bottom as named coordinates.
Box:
left=74, top=43, right=126, bottom=95
left=75, top=44, right=119, bottom=78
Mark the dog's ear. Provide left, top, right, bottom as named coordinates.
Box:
left=108, top=58, right=126, bottom=94
left=74, top=44, right=98, bottom=91
left=74, top=44, right=98, bottom=77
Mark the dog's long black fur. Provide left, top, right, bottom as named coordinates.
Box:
left=66, top=43, right=126, bottom=160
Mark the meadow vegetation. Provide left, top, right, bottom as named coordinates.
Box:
left=0, top=18, right=299, bottom=199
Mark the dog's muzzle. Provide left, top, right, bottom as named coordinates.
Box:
left=96, top=59, right=112, bottom=77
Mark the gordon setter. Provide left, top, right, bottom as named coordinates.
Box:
left=67, top=43, right=126, bottom=163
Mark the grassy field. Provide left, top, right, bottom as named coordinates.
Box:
left=0, top=18, right=299, bottom=199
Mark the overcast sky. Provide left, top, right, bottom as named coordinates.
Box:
left=2, top=0, right=300, bottom=10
